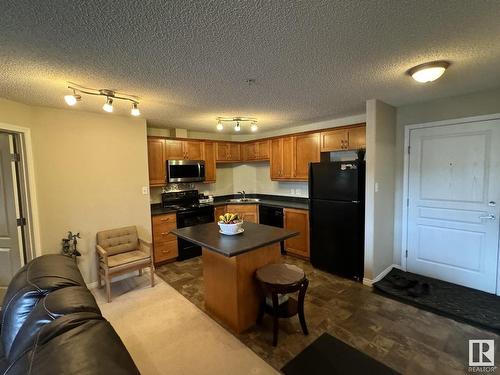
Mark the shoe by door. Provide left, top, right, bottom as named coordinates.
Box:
left=406, top=119, right=500, bottom=294
left=0, top=132, right=24, bottom=297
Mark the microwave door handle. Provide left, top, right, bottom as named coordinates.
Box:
left=198, top=163, right=201, bottom=177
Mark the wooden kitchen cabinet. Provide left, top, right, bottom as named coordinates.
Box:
left=293, top=133, right=320, bottom=179
left=347, top=126, right=366, bottom=150
left=270, top=139, right=282, bottom=179
left=270, top=137, right=294, bottom=179
left=214, top=205, right=226, bottom=221
left=147, top=138, right=166, bottom=186
left=320, top=124, right=366, bottom=152
left=284, top=208, right=309, bottom=259
left=152, top=213, right=178, bottom=264
left=203, top=141, right=216, bottom=183
left=184, top=140, right=204, bottom=160
left=164, top=139, right=185, bottom=160
left=164, top=139, right=204, bottom=160
left=225, top=204, right=259, bottom=223
left=216, top=142, right=241, bottom=162
left=243, top=140, right=270, bottom=161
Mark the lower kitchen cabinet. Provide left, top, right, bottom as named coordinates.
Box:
left=225, top=204, right=259, bottom=223
left=152, top=213, right=178, bottom=264
left=284, top=208, right=310, bottom=259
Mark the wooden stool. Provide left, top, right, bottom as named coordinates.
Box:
left=255, top=263, right=309, bottom=346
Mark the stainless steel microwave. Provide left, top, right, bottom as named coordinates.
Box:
left=166, top=160, right=205, bottom=183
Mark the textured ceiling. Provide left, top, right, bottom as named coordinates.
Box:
left=1, top=1, right=500, bottom=133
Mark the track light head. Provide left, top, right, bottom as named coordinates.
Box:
left=102, top=97, right=114, bottom=113
left=216, top=121, right=224, bottom=131
left=131, top=102, right=141, bottom=116
left=234, top=121, right=241, bottom=132
left=250, top=122, right=258, bottom=132
left=64, top=92, right=81, bottom=106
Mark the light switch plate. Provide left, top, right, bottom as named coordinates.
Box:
left=142, top=186, right=149, bottom=195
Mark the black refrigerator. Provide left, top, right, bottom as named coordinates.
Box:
left=309, top=160, right=365, bottom=281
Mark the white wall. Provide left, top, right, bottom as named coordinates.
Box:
left=0, top=98, right=151, bottom=284
left=393, top=87, right=500, bottom=265
left=364, top=99, right=397, bottom=281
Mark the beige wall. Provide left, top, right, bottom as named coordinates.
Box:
left=0, top=98, right=151, bottom=284
left=393, top=87, right=500, bottom=265
left=364, top=99, right=397, bottom=281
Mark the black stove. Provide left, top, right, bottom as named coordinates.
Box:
left=161, top=190, right=214, bottom=260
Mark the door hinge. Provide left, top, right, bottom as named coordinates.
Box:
left=11, top=153, right=21, bottom=162
left=17, top=217, right=27, bottom=227
left=405, top=249, right=408, bottom=258
left=406, top=198, right=409, bottom=207
left=407, top=146, right=411, bottom=154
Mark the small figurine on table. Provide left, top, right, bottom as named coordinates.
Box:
left=62, top=231, right=82, bottom=261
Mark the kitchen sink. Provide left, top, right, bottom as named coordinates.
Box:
left=226, top=198, right=260, bottom=203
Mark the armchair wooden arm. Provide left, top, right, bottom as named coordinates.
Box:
left=139, top=238, right=153, bottom=255
left=96, top=244, right=109, bottom=265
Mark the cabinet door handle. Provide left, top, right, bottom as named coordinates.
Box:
left=161, top=232, right=170, bottom=235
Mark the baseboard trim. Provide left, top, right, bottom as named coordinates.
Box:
left=86, top=270, right=150, bottom=290
left=363, top=264, right=402, bottom=287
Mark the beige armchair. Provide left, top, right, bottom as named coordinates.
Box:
left=96, top=226, right=154, bottom=302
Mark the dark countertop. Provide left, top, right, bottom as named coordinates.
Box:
left=213, top=194, right=309, bottom=210
left=171, top=222, right=298, bottom=257
left=151, top=194, right=309, bottom=216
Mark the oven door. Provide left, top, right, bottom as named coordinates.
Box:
left=167, top=160, right=205, bottom=183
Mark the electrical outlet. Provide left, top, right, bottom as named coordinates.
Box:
left=296, top=188, right=302, bottom=196
left=290, top=188, right=295, bottom=195
left=142, top=186, right=149, bottom=195
left=375, top=182, right=379, bottom=193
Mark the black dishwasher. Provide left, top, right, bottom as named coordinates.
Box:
left=259, top=205, right=285, bottom=253
left=258, top=205, right=284, bottom=227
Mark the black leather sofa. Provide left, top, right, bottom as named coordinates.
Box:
left=0, top=254, right=139, bottom=375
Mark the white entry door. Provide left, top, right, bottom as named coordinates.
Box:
left=407, top=119, right=500, bottom=293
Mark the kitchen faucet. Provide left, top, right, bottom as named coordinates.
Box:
left=238, top=190, right=246, bottom=200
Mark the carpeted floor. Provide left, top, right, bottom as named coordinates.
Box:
left=92, top=273, right=278, bottom=375
left=156, top=255, right=500, bottom=374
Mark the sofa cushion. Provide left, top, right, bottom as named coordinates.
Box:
left=7, top=286, right=100, bottom=363
left=107, top=250, right=150, bottom=268
left=4, top=313, right=140, bottom=375
left=0, top=255, right=85, bottom=358
left=96, top=226, right=139, bottom=256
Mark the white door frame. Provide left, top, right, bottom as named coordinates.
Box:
left=401, top=113, right=500, bottom=295
left=0, top=122, right=42, bottom=258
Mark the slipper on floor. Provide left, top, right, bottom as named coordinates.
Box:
left=407, top=282, right=431, bottom=297
left=387, top=274, right=418, bottom=290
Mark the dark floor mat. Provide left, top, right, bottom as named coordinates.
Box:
left=281, top=333, right=399, bottom=375
left=374, top=268, right=500, bottom=334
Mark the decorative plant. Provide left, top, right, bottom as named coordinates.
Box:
left=62, top=231, right=82, bottom=259
left=218, top=213, right=241, bottom=224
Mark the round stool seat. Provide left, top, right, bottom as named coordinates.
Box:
left=256, top=263, right=305, bottom=286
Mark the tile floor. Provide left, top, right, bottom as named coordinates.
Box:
left=156, top=256, right=500, bottom=374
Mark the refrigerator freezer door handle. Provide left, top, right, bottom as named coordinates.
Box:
left=352, top=200, right=360, bottom=203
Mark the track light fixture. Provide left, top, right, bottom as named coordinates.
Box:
left=216, top=117, right=258, bottom=132
left=64, top=83, right=141, bottom=116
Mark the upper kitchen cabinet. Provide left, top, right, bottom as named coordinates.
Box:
left=270, top=134, right=319, bottom=181
left=147, top=138, right=166, bottom=186
left=165, top=139, right=204, bottom=160
left=203, top=141, right=216, bottom=183
left=243, top=140, right=270, bottom=161
left=320, top=124, right=366, bottom=152
left=164, top=139, right=185, bottom=159
left=216, top=142, right=241, bottom=162
left=294, top=133, right=320, bottom=179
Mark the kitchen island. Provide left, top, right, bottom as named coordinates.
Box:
left=171, top=221, right=298, bottom=333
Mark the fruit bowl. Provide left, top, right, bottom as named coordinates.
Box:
left=218, top=213, right=243, bottom=235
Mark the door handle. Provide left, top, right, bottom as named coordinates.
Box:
left=479, top=214, right=496, bottom=220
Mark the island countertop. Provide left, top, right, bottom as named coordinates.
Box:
left=171, top=222, right=298, bottom=257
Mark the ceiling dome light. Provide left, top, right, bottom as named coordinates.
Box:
left=102, top=97, right=114, bottom=113
left=408, top=61, right=450, bottom=83
left=250, top=122, right=258, bottom=132
left=234, top=121, right=241, bottom=132
left=64, top=92, right=81, bottom=106
left=216, top=121, right=224, bottom=131
left=131, top=102, right=140, bottom=116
